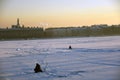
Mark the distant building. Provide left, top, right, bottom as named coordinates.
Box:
left=11, top=18, right=21, bottom=29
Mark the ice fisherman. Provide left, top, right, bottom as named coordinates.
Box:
left=69, top=45, right=72, bottom=49
left=34, top=63, right=43, bottom=73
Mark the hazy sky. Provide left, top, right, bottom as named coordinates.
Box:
left=0, top=0, right=120, bottom=28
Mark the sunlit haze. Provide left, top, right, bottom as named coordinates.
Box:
left=0, top=0, right=120, bottom=28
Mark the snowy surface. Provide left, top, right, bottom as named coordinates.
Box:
left=0, top=36, right=120, bottom=80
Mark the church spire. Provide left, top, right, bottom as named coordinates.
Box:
left=17, top=18, right=20, bottom=26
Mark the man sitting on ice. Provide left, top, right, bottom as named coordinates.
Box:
left=34, top=63, right=43, bottom=73
left=69, top=45, right=72, bottom=49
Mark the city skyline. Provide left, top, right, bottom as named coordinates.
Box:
left=0, top=0, right=120, bottom=28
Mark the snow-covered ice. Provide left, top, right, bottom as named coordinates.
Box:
left=0, top=36, right=120, bottom=80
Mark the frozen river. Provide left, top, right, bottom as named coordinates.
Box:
left=0, top=36, right=120, bottom=80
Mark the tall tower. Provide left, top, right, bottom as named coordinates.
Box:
left=17, top=18, right=20, bottom=26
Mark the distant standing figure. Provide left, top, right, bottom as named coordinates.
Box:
left=34, top=63, right=43, bottom=73
left=69, top=45, right=72, bottom=49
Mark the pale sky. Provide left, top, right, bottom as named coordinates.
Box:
left=0, top=0, right=120, bottom=28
